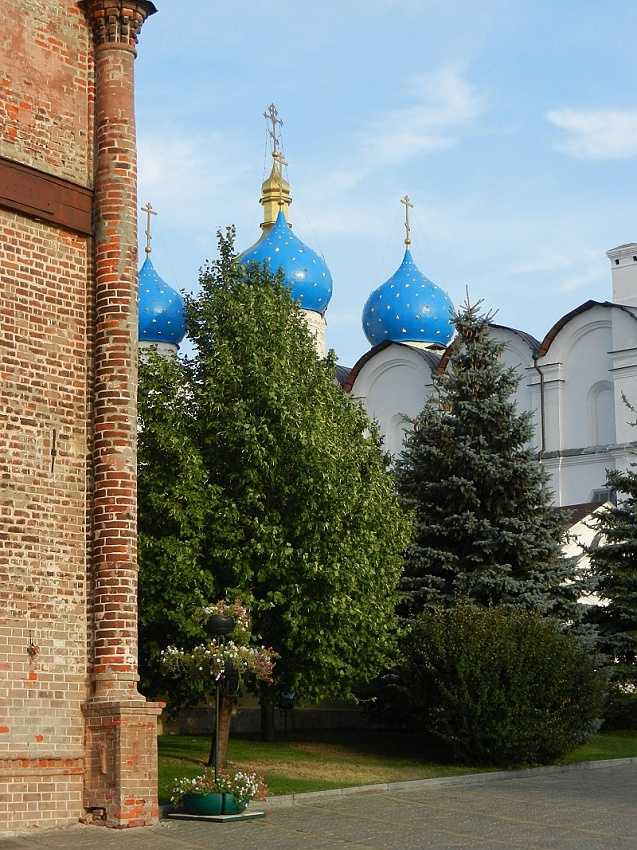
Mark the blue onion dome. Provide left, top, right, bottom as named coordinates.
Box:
left=239, top=210, right=333, bottom=314
left=362, top=248, right=454, bottom=346
left=138, top=256, right=186, bottom=346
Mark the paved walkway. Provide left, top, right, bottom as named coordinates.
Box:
left=2, top=763, right=636, bottom=850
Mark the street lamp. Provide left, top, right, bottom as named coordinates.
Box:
left=206, top=613, right=236, bottom=781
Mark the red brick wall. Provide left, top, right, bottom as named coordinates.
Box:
left=0, top=0, right=161, bottom=833
left=0, top=0, right=93, bottom=186
left=0, top=759, right=84, bottom=832
left=0, top=211, right=91, bottom=831
left=0, top=0, right=93, bottom=832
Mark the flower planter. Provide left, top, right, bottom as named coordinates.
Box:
left=182, top=792, right=224, bottom=816
left=206, top=614, right=236, bottom=637
left=222, top=793, right=247, bottom=815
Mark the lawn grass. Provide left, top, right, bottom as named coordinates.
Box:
left=561, top=730, right=637, bottom=764
left=158, top=728, right=637, bottom=804
left=157, top=729, right=488, bottom=803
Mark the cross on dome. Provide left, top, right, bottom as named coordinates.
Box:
left=264, top=102, right=283, bottom=155
left=141, top=200, right=157, bottom=255
left=137, top=202, right=186, bottom=349
left=239, top=106, right=333, bottom=318
left=400, top=194, right=414, bottom=247
left=361, top=196, right=454, bottom=347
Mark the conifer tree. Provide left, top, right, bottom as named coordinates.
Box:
left=138, top=228, right=411, bottom=733
left=395, top=300, right=578, bottom=620
left=587, top=465, right=637, bottom=688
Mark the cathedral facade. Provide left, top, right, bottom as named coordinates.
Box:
left=1, top=1, right=634, bottom=833
left=142, top=117, right=637, bottom=516
left=344, top=242, right=637, bottom=510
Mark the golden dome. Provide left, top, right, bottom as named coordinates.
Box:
left=260, top=154, right=292, bottom=232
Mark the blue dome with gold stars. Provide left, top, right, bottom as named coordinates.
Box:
left=240, top=210, right=332, bottom=314
left=138, top=256, right=186, bottom=347
left=362, top=248, right=454, bottom=346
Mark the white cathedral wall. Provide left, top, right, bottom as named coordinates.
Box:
left=609, top=305, right=637, bottom=447
left=139, top=340, right=179, bottom=357
left=543, top=312, right=613, bottom=452
left=536, top=304, right=637, bottom=505
left=351, top=330, right=540, bottom=464
left=562, top=505, right=609, bottom=607
left=544, top=453, right=613, bottom=507
left=302, top=309, right=327, bottom=358
left=349, top=282, right=637, bottom=509
left=349, top=343, right=435, bottom=457
left=487, top=327, right=538, bottom=449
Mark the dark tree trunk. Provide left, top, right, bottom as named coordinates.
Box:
left=207, top=692, right=234, bottom=768
left=217, top=693, right=233, bottom=765
left=260, top=693, right=276, bottom=741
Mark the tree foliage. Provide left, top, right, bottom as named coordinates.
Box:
left=588, top=465, right=637, bottom=690
left=138, top=228, right=411, bottom=707
left=395, top=300, right=578, bottom=620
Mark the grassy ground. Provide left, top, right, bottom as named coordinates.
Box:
left=157, top=728, right=637, bottom=804
left=561, top=730, right=637, bottom=764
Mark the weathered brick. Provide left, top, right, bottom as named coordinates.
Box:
left=0, top=0, right=160, bottom=834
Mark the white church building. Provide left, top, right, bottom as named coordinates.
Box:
left=344, top=242, right=637, bottom=511
left=138, top=106, right=637, bottom=516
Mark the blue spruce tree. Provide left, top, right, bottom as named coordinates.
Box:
left=396, top=300, right=580, bottom=621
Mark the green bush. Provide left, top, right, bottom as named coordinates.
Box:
left=403, top=604, right=606, bottom=766
left=603, top=685, right=637, bottom=730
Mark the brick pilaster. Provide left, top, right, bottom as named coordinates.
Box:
left=80, top=0, right=162, bottom=828
left=83, top=0, right=155, bottom=700
left=83, top=701, right=163, bottom=828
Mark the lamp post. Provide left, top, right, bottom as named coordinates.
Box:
left=205, top=614, right=236, bottom=780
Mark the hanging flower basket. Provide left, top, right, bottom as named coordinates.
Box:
left=200, top=600, right=251, bottom=640
left=205, top=614, right=236, bottom=637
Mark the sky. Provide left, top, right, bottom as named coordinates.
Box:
left=135, top=0, right=637, bottom=367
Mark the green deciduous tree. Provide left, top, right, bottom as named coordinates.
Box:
left=138, top=229, right=411, bottom=733
left=395, top=300, right=578, bottom=620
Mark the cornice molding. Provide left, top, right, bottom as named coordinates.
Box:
left=0, top=156, right=93, bottom=235
left=79, top=1, right=157, bottom=50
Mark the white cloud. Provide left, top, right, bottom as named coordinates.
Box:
left=506, top=245, right=607, bottom=296
left=362, top=67, right=484, bottom=170
left=138, top=132, right=253, bottom=235
left=322, top=67, right=483, bottom=195
left=547, top=108, right=637, bottom=159
left=300, top=66, right=485, bottom=233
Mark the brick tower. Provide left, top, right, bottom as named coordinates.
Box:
left=0, top=0, right=162, bottom=832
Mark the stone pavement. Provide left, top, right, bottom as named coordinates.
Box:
left=2, top=763, right=636, bottom=850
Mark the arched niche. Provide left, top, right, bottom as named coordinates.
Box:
left=588, top=380, right=615, bottom=446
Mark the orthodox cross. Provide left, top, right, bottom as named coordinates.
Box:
left=400, top=194, right=414, bottom=246
left=141, top=201, right=157, bottom=255
left=264, top=102, right=284, bottom=154
left=273, top=149, right=288, bottom=208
